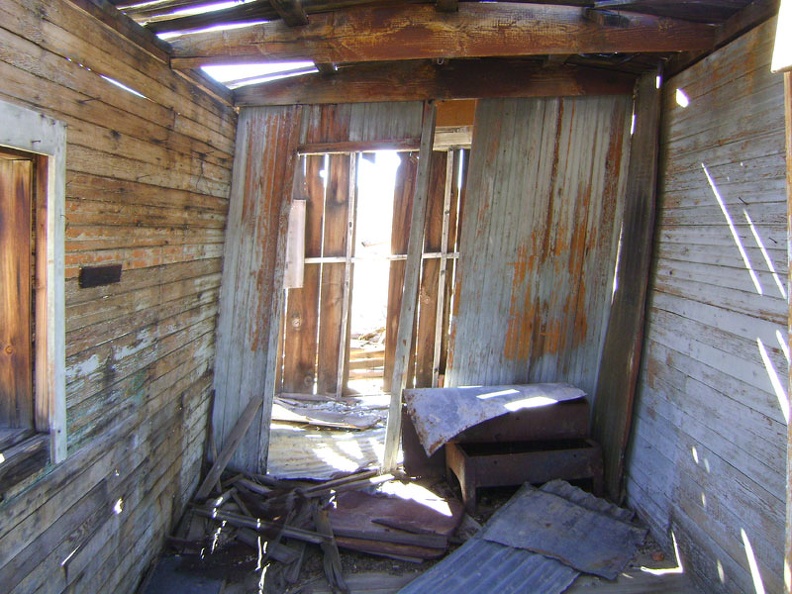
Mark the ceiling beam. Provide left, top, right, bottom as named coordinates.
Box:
left=268, top=0, right=309, bottom=26
left=233, top=60, right=637, bottom=105
left=169, top=2, right=716, bottom=69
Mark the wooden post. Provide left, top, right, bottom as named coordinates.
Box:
left=382, top=101, right=437, bottom=472
left=592, top=71, right=661, bottom=502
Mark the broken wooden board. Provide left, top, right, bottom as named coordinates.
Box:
left=480, top=484, right=647, bottom=580
left=404, top=383, right=587, bottom=455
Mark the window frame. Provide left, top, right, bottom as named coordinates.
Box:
left=0, top=99, right=66, bottom=466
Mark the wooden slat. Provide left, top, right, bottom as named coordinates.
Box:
left=413, top=151, right=447, bottom=388
left=316, top=154, right=350, bottom=395
left=195, top=395, right=263, bottom=500
left=383, top=101, right=437, bottom=472
left=234, top=61, right=638, bottom=106
left=169, top=3, right=716, bottom=68
left=281, top=156, right=324, bottom=393
left=592, top=72, right=661, bottom=502
left=0, top=158, right=33, bottom=429
left=383, top=153, right=417, bottom=393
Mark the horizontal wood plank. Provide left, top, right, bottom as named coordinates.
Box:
left=170, top=3, right=716, bottom=68
left=235, top=60, right=636, bottom=105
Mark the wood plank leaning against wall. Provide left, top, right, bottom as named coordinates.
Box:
left=0, top=1, right=237, bottom=592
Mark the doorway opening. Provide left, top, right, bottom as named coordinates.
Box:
left=269, top=148, right=467, bottom=479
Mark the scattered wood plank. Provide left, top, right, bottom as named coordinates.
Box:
left=194, top=396, right=264, bottom=500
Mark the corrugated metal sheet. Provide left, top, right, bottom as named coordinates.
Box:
left=447, top=95, right=632, bottom=396
left=399, top=480, right=639, bottom=593
left=300, top=102, right=424, bottom=148
left=399, top=538, right=579, bottom=594
left=481, top=485, right=646, bottom=580
left=266, top=423, right=385, bottom=480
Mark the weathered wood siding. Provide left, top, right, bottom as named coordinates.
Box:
left=626, top=20, right=787, bottom=594
left=215, top=102, right=423, bottom=471
left=213, top=106, right=302, bottom=473
left=446, top=95, right=632, bottom=396
left=0, top=1, right=236, bottom=592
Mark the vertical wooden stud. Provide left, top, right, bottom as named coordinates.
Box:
left=382, top=101, right=437, bottom=472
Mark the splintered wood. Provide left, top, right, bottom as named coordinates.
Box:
left=171, top=469, right=464, bottom=591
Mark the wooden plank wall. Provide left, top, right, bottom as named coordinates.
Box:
left=0, top=1, right=237, bottom=592
left=625, top=20, right=787, bottom=594
left=216, top=101, right=423, bottom=469
left=299, top=102, right=423, bottom=149
left=213, top=106, right=302, bottom=473
left=446, top=95, right=632, bottom=397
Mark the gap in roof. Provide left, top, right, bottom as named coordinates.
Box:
left=202, top=62, right=317, bottom=89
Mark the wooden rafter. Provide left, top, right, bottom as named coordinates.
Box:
left=269, top=0, right=309, bottom=26
left=169, top=2, right=716, bottom=68
left=233, top=60, right=637, bottom=106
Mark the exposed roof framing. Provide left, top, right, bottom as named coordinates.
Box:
left=167, top=3, right=717, bottom=69
left=233, top=59, right=638, bottom=105
left=96, top=0, right=777, bottom=103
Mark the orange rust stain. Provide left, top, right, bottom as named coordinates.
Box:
left=504, top=244, right=533, bottom=362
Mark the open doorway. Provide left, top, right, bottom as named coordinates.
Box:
left=268, top=148, right=467, bottom=479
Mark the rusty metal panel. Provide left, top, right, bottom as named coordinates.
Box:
left=481, top=483, right=647, bottom=580
left=403, top=383, right=586, bottom=455
left=299, top=102, right=423, bottom=148
left=213, top=106, right=303, bottom=473
left=399, top=537, right=579, bottom=594
left=400, top=479, right=635, bottom=593
left=447, top=95, right=632, bottom=397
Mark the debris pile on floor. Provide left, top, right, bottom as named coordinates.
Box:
left=157, top=469, right=464, bottom=593
left=142, top=472, right=653, bottom=594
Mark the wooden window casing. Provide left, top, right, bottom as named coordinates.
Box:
left=0, top=100, right=67, bottom=494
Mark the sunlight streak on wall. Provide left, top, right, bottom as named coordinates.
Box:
left=744, top=211, right=787, bottom=299
left=701, top=164, right=762, bottom=294
left=776, top=330, right=790, bottom=363
left=756, top=338, right=789, bottom=424
left=741, top=528, right=767, bottom=594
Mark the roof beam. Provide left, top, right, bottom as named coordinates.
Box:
left=269, top=0, right=309, bottom=26
left=233, top=60, right=637, bottom=106
left=169, top=2, right=716, bottom=69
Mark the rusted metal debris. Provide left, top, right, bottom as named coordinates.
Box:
left=404, top=383, right=587, bottom=455
left=170, top=468, right=464, bottom=591
left=400, top=480, right=646, bottom=593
